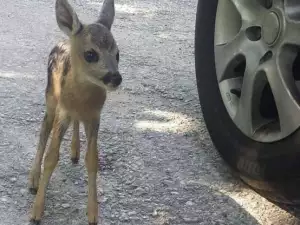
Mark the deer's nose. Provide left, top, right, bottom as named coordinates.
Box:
left=112, top=72, right=122, bottom=86
left=103, top=72, right=122, bottom=86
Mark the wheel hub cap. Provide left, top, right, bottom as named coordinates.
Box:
left=262, top=12, right=280, bottom=45
left=214, top=0, right=300, bottom=143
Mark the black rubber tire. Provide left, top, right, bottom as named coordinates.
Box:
left=195, top=0, right=300, bottom=205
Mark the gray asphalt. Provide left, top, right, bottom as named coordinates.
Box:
left=0, top=0, right=299, bottom=224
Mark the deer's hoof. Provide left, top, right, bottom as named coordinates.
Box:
left=30, top=218, right=41, bottom=225
left=71, top=157, right=79, bottom=164
left=29, top=188, right=38, bottom=195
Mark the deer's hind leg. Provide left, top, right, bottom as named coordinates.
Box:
left=28, top=97, right=56, bottom=194
left=71, top=120, right=80, bottom=164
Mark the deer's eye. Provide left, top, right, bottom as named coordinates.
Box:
left=84, top=49, right=99, bottom=63
left=116, top=52, right=119, bottom=62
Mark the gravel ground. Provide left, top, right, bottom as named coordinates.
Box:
left=0, top=0, right=300, bottom=224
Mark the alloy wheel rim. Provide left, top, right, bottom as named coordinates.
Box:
left=214, top=0, right=300, bottom=142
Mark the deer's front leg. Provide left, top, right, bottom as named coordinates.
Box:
left=84, top=119, right=100, bottom=225
left=71, top=120, right=80, bottom=164
left=29, top=108, right=55, bottom=194
left=30, top=109, right=70, bottom=223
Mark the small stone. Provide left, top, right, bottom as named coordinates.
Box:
left=74, top=181, right=79, bottom=185
left=222, top=212, right=228, bottom=218
left=120, top=212, right=129, bottom=222
left=152, top=208, right=161, bottom=217
left=128, top=211, right=137, bottom=216
left=10, top=177, right=17, bottom=182
left=135, top=187, right=147, bottom=196
left=185, top=200, right=194, bottom=206
left=152, top=211, right=158, bottom=217
left=0, top=197, right=8, bottom=202
left=20, top=189, right=26, bottom=195
left=62, top=203, right=70, bottom=208
left=101, top=196, right=108, bottom=203
left=182, top=217, right=200, bottom=223
left=162, top=180, right=173, bottom=187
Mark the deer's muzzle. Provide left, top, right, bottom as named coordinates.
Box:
left=102, top=72, right=122, bottom=87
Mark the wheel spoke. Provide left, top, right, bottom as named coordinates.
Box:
left=233, top=39, right=272, bottom=136
left=263, top=57, right=300, bottom=135
left=282, top=21, right=300, bottom=46
left=233, top=67, right=266, bottom=136
left=219, top=77, right=243, bottom=118
left=285, top=0, right=300, bottom=21
left=272, top=0, right=284, bottom=8
left=230, top=0, right=266, bottom=23
left=215, top=34, right=245, bottom=82
left=215, top=32, right=268, bottom=82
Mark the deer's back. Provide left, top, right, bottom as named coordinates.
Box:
left=46, top=40, right=71, bottom=100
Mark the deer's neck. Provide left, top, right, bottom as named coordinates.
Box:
left=60, top=70, right=107, bottom=121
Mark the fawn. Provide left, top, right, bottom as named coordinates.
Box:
left=28, top=0, right=122, bottom=224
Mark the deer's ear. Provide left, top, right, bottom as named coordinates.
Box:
left=97, top=0, right=115, bottom=30
left=55, top=0, right=82, bottom=36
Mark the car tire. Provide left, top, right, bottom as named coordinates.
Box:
left=195, top=0, right=300, bottom=205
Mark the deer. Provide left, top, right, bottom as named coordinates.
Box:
left=28, top=0, right=122, bottom=224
